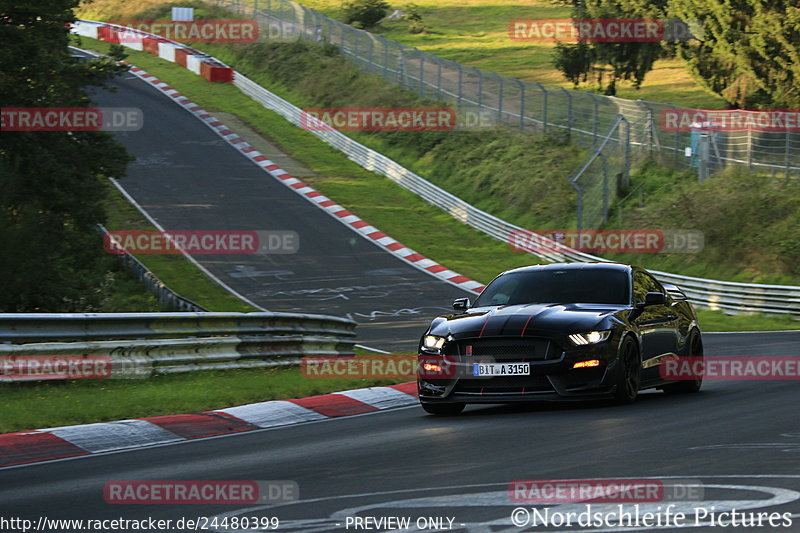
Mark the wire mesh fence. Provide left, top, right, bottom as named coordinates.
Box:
left=215, top=0, right=799, bottom=228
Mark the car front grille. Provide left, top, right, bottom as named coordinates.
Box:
left=453, top=374, right=555, bottom=395
left=446, top=337, right=556, bottom=361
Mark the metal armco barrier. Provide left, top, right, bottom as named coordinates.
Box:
left=0, top=313, right=357, bottom=380
left=98, top=225, right=207, bottom=313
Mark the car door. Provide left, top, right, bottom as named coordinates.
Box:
left=632, top=270, right=678, bottom=381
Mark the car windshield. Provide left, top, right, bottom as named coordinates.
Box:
left=474, top=269, right=630, bottom=306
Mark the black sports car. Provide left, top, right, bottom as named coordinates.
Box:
left=417, top=262, right=703, bottom=415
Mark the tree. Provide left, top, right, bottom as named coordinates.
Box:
left=551, top=0, right=668, bottom=95
left=341, top=0, right=390, bottom=29
left=669, top=0, right=800, bottom=108
left=0, top=0, right=132, bottom=311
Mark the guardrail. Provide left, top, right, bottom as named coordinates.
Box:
left=98, top=225, right=207, bottom=312
left=73, top=22, right=800, bottom=318
left=0, top=313, right=357, bottom=380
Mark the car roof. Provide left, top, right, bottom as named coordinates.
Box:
left=501, top=262, right=634, bottom=276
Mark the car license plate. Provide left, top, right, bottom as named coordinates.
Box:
left=472, top=363, right=530, bottom=376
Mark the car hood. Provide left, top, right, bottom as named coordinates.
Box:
left=428, top=302, right=627, bottom=339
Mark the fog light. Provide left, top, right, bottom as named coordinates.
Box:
left=422, top=363, right=442, bottom=372
left=573, top=359, right=601, bottom=369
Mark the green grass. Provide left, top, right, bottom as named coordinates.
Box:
left=103, top=182, right=256, bottom=312
left=264, top=0, right=725, bottom=108
left=75, top=0, right=726, bottom=108
left=0, top=366, right=406, bottom=433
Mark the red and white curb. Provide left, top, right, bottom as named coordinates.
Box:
left=0, top=382, right=418, bottom=467
left=126, top=64, right=486, bottom=295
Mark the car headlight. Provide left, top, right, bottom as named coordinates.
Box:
left=568, top=330, right=611, bottom=346
left=422, top=335, right=447, bottom=353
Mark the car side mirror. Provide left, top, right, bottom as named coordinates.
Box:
left=637, top=292, right=667, bottom=308
left=452, top=298, right=470, bottom=311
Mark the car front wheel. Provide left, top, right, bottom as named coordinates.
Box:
left=613, top=337, right=640, bottom=404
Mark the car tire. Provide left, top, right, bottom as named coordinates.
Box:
left=663, top=330, right=703, bottom=394
left=613, top=337, right=640, bottom=404
left=420, top=402, right=465, bottom=416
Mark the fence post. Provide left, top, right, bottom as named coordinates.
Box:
left=559, top=87, right=572, bottom=141
left=514, top=78, right=525, bottom=130
left=419, top=51, right=425, bottom=98
left=351, top=27, right=359, bottom=63
left=569, top=179, right=582, bottom=231
left=534, top=83, right=547, bottom=134
left=622, top=116, right=631, bottom=187
left=747, top=127, right=753, bottom=169
left=397, top=42, right=406, bottom=87
left=786, top=129, right=792, bottom=179
left=381, top=36, right=389, bottom=77
left=457, top=64, right=463, bottom=106
left=591, top=93, right=600, bottom=146
left=474, top=67, right=483, bottom=112
left=698, top=132, right=709, bottom=182
left=366, top=35, right=374, bottom=71
left=494, top=73, right=504, bottom=123
left=436, top=57, right=443, bottom=99
left=601, top=152, right=609, bottom=225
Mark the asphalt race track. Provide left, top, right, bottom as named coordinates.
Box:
left=1, top=331, right=799, bottom=532
left=11, top=59, right=796, bottom=533
left=88, top=69, right=469, bottom=353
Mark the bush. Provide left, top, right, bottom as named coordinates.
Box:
left=402, top=4, right=426, bottom=34
left=341, top=0, right=390, bottom=29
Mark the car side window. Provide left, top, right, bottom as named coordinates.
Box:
left=633, top=271, right=661, bottom=304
